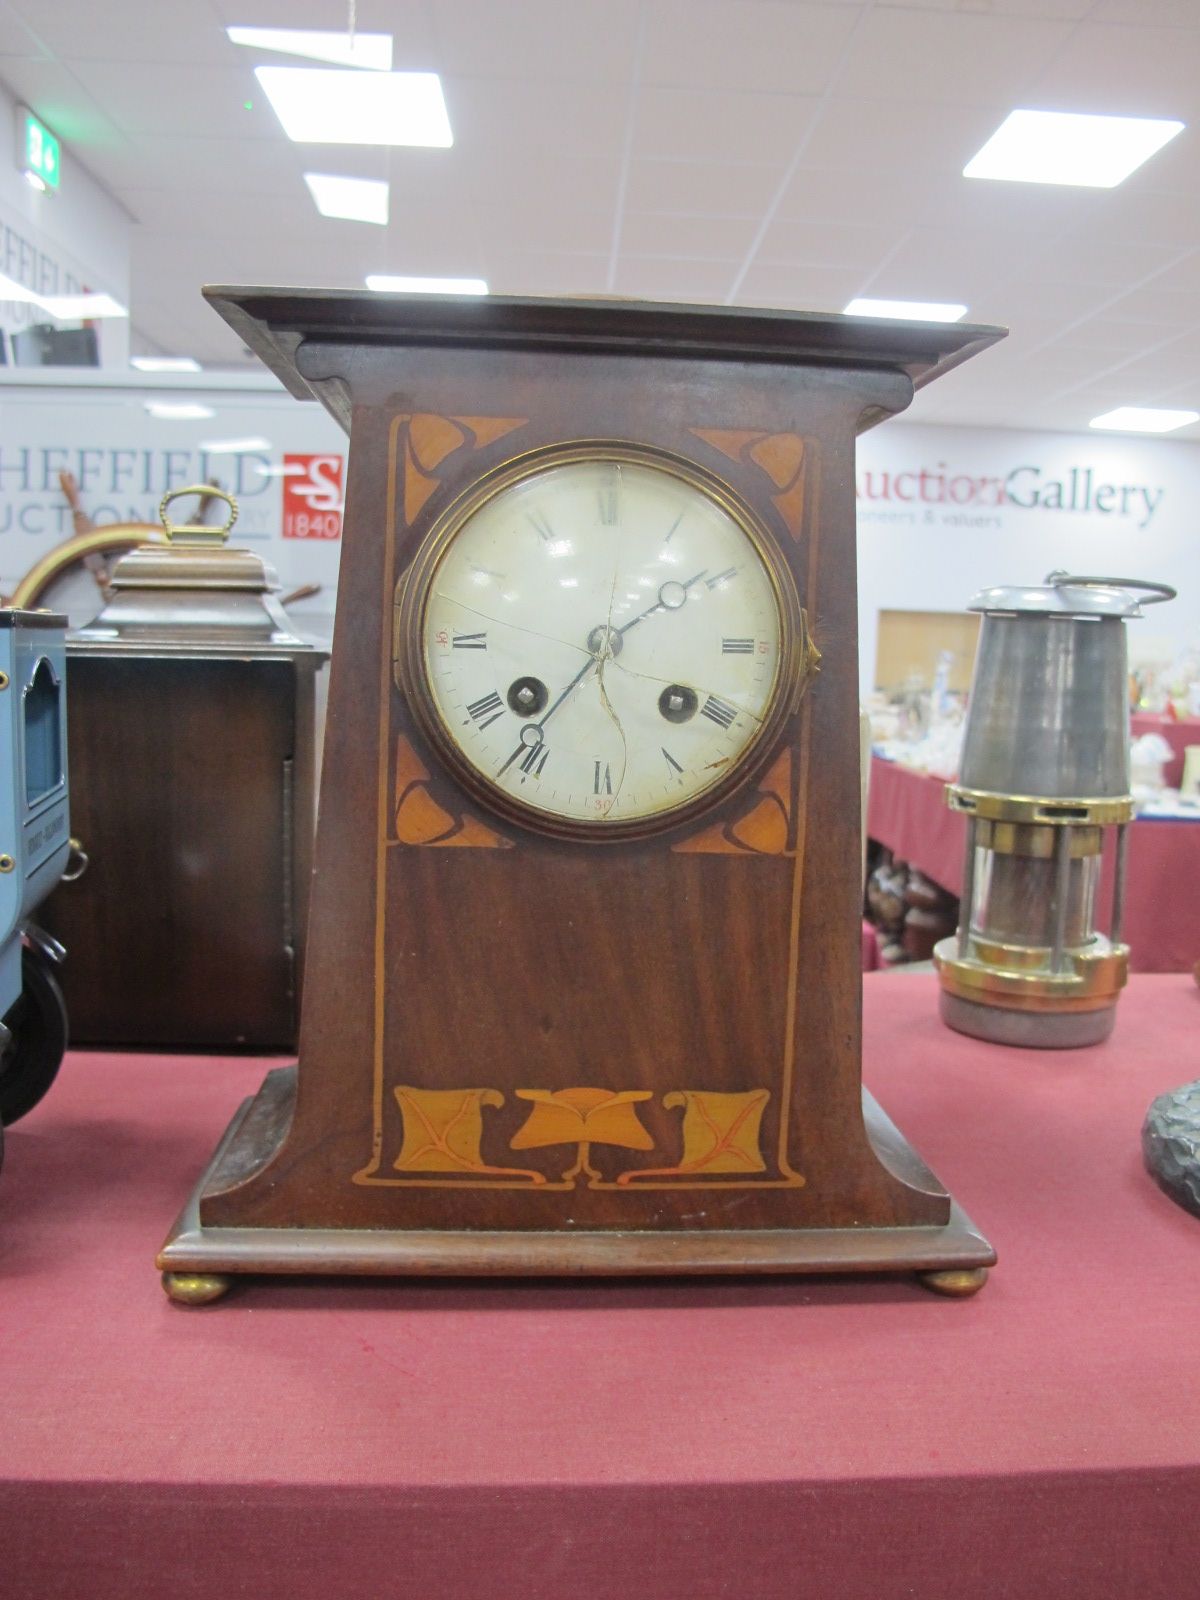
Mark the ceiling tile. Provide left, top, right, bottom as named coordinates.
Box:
left=1026, top=22, right=1200, bottom=118
left=624, top=160, right=784, bottom=216
left=633, top=86, right=818, bottom=163
left=734, top=260, right=858, bottom=310
left=796, top=98, right=1006, bottom=176
left=777, top=165, right=944, bottom=229
left=8, top=0, right=231, bottom=64
left=66, top=59, right=277, bottom=139
left=835, top=9, right=1073, bottom=105
left=612, top=255, right=738, bottom=300
left=445, top=75, right=628, bottom=160
left=753, top=216, right=897, bottom=271
left=0, top=3, right=48, bottom=58
left=482, top=252, right=611, bottom=296
left=620, top=211, right=762, bottom=258
left=641, top=1, right=857, bottom=94
left=431, top=0, right=640, bottom=81
left=99, top=135, right=304, bottom=194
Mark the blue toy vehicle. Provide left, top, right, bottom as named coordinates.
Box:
left=0, top=609, right=70, bottom=1167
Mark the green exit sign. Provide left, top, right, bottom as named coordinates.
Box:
left=21, top=108, right=60, bottom=191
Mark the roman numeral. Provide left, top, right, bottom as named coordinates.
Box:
left=466, top=691, right=504, bottom=730
left=722, top=638, right=754, bottom=654
left=701, top=696, right=737, bottom=729
left=452, top=632, right=487, bottom=649
left=528, top=509, right=554, bottom=542
left=597, top=476, right=619, bottom=526
left=500, top=739, right=550, bottom=778
left=662, top=748, right=683, bottom=774
left=594, top=760, right=613, bottom=795
left=705, top=568, right=737, bottom=590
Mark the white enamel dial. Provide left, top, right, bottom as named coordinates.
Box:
left=420, top=454, right=785, bottom=826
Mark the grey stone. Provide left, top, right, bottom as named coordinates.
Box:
left=1143, top=1079, right=1200, bottom=1219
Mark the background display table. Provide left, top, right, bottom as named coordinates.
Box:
left=2, top=973, right=1198, bottom=1600
left=868, top=754, right=1199, bottom=972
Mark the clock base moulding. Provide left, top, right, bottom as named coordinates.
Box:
left=157, top=1067, right=994, bottom=1302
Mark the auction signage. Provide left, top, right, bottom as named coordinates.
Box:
left=856, top=421, right=1197, bottom=692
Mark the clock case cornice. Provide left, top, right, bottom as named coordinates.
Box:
left=204, top=286, right=1006, bottom=435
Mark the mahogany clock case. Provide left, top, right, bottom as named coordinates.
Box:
left=159, top=292, right=1004, bottom=1294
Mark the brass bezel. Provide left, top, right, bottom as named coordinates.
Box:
left=395, top=439, right=805, bottom=844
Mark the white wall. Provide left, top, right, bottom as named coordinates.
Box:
left=857, top=420, right=1200, bottom=694
left=0, top=75, right=132, bottom=366
left=0, top=371, right=1195, bottom=683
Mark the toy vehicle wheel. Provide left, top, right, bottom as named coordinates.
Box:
left=0, top=948, right=68, bottom=1126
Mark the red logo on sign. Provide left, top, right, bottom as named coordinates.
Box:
left=282, top=453, right=344, bottom=540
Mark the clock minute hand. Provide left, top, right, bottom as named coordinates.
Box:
left=616, top=569, right=708, bottom=636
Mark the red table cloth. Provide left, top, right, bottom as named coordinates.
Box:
left=868, top=755, right=1199, bottom=973
left=1131, top=713, right=1200, bottom=789
left=3, top=974, right=1199, bottom=1599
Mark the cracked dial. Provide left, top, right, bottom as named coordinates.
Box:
left=419, top=453, right=785, bottom=826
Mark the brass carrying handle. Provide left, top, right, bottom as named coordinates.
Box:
left=158, top=485, right=238, bottom=544
left=1046, top=571, right=1177, bottom=606
left=62, top=837, right=89, bottom=882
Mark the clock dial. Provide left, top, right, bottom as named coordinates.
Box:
left=418, top=452, right=787, bottom=826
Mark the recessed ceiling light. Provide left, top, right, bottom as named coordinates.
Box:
left=131, top=356, right=202, bottom=372
left=24, top=171, right=46, bottom=192
left=365, top=275, right=488, bottom=295
left=40, top=292, right=127, bottom=320
left=1089, top=406, right=1199, bottom=433
left=227, top=26, right=392, bottom=71
left=304, top=173, right=389, bottom=225
left=144, top=402, right=215, bottom=421
left=198, top=436, right=272, bottom=454
left=844, top=298, right=967, bottom=323
left=255, top=68, right=452, bottom=146
left=964, top=110, right=1184, bottom=188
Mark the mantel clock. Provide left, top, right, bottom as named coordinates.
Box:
left=158, top=291, right=1004, bottom=1304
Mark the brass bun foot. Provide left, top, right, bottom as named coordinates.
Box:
left=918, top=1266, right=989, bottom=1298
left=161, top=1271, right=233, bottom=1306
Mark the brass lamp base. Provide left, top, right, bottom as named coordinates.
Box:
left=934, top=935, right=1128, bottom=1050
left=938, top=989, right=1117, bottom=1049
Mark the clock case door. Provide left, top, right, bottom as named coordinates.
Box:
left=160, top=293, right=1002, bottom=1285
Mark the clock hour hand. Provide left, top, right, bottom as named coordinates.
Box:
left=615, top=569, right=708, bottom=636
left=497, top=652, right=598, bottom=775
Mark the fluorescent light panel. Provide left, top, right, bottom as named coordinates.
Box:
left=304, top=172, right=389, bottom=225
left=228, top=26, right=392, bottom=70
left=964, top=109, right=1184, bottom=188
left=255, top=67, right=451, bottom=146
left=40, top=292, right=127, bottom=319
left=844, top=298, right=967, bottom=323
left=144, top=402, right=215, bottom=421
left=131, top=356, right=202, bottom=372
left=198, top=437, right=272, bottom=454
left=1090, top=406, right=1199, bottom=433
left=0, top=274, right=127, bottom=319
left=366, top=275, right=488, bottom=295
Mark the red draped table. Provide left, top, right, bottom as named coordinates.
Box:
left=868, top=755, right=1200, bottom=973
left=3, top=973, right=1199, bottom=1599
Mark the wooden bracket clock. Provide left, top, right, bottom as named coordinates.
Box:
left=158, top=291, right=1004, bottom=1304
